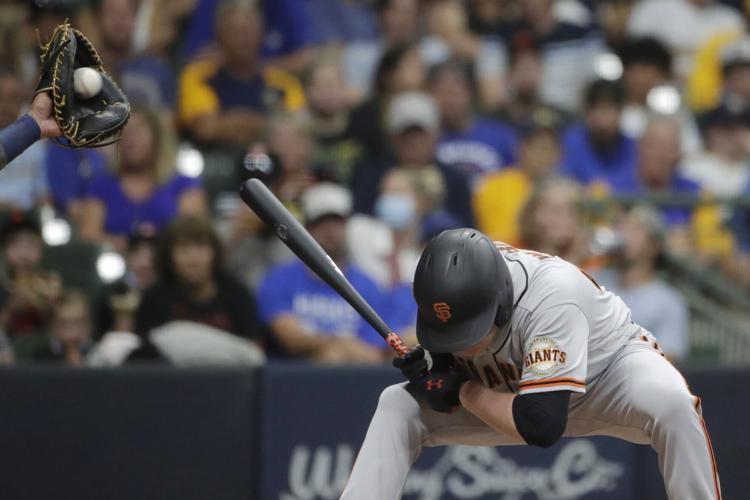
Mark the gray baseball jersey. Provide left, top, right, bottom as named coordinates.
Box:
left=453, top=242, right=638, bottom=398
left=342, top=244, right=721, bottom=500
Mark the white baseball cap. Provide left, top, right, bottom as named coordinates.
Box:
left=301, top=182, right=352, bottom=224
left=386, top=92, right=440, bottom=134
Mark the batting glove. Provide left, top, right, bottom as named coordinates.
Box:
left=393, top=346, right=432, bottom=382
left=411, top=371, right=467, bottom=414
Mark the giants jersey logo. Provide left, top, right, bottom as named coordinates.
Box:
left=454, top=356, right=521, bottom=391
left=524, top=337, right=567, bottom=376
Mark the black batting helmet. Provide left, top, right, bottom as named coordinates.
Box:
left=413, top=229, right=514, bottom=353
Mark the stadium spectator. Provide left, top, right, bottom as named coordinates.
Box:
left=473, top=111, right=563, bottom=245
left=225, top=121, right=312, bottom=288
left=519, top=176, right=590, bottom=266
left=352, top=91, right=474, bottom=227
left=628, top=0, right=744, bottom=78
left=596, top=206, right=690, bottom=361
left=560, top=79, right=638, bottom=191
left=615, top=115, right=733, bottom=257
left=429, top=59, right=517, bottom=188
left=134, top=0, right=199, bottom=61
left=0, top=68, right=49, bottom=211
left=719, top=37, right=750, bottom=110
left=305, top=60, right=367, bottom=185
left=343, top=0, right=421, bottom=100
left=90, top=0, right=176, bottom=109
left=29, top=290, right=92, bottom=366
left=500, top=0, right=604, bottom=111
left=265, top=116, right=317, bottom=200
left=618, top=37, right=674, bottom=138
left=257, top=183, right=386, bottom=363
left=466, top=0, right=507, bottom=37
left=423, top=0, right=507, bottom=110
left=616, top=116, right=700, bottom=225
left=180, top=0, right=315, bottom=74
left=0, top=212, right=61, bottom=339
left=349, top=42, right=427, bottom=163
left=498, top=0, right=594, bottom=46
left=686, top=29, right=749, bottom=112
left=348, top=169, right=423, bottom=288
left=683, top=104, right=750, bottom=198
left=45, top=145, right=107, bottom=220
left=80, top=107, right=207, bottom=252
left=94, top=233, right=156, bottom=339
left=136, top=215, right=261, bottom=341
left=496, top=34, right=570, bottom=131
left=178, top=0, right=304, bottom=147
left=306, top=0, right=378, bottom=46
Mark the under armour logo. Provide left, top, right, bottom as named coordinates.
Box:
left=433, top=302, right=452, bottom=322
left=426, top=378, right=444, bottom=391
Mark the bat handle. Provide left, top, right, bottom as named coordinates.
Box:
left=386, top=332, right=410, bottom=358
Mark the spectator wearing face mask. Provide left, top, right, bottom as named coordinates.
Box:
left=348, top=169, right=423, bottom=289
left=348, top=170, right=425, bottom=342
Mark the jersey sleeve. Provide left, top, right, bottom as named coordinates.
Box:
left=518, top=303, right=589, bottom=395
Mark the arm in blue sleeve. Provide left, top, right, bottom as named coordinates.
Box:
left=0, top=114, right=42, bottom=169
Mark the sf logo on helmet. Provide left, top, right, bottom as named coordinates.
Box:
left=433, top=302, right=452, bottom=323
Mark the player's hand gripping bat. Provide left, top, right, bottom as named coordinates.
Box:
left=239, top=178, right=410, bottom=358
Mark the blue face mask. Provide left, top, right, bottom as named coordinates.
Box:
left=375, top=193, right=416, bottom=230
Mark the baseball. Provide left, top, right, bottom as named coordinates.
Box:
left=73, top=67, right=103, bottom=99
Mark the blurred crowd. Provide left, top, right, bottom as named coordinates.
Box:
left=0, top=0, right=748, bottom=367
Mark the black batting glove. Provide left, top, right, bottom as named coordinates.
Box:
left=393, top=346, right=430, bottom=382
left=410, top=371, right=467, bottom=414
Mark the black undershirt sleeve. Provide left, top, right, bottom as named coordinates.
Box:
left=512, top=390, right=571, bottom=448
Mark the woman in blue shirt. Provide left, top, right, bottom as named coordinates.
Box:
left=80, top=107, right=207, bottom=251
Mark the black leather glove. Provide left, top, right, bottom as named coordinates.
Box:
left=393, top=346, right=430, bottom=382
left=410, top=371, right=467, bottom=413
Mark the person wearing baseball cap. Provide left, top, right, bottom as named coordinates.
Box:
left=352, top=91, right=475, bottom=228
left=257, top=183, right=390, bottom=363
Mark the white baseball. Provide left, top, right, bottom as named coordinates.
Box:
left=73, top=67, right=103, bottom=99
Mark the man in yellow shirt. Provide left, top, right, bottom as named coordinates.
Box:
left=178, top=0, right=304, bottom=147
left=473, top=111, right=563, bottom=245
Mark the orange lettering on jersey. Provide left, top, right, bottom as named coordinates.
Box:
left=433, top=302, right=452, bottom=323
left=466, top=359, right=481, bottom=381
left=483, top=365, right=501, bottom=388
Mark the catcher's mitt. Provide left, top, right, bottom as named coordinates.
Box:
left=36, top=23, right=130, bottom=148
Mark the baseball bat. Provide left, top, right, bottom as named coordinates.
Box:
left=239, top=178, right=410, bottom=357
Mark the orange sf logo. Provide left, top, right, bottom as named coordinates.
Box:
left=433, top=302, right=452, bottom=323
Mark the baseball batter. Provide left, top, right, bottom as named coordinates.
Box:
left=341, top=229, right=720, bottom=500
